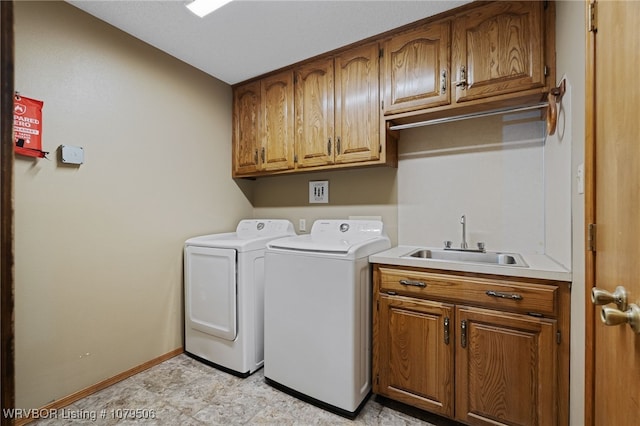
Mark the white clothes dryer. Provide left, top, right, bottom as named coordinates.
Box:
left=263, top=219, right=391, bottom=417
left=184, top=219, right=295, bottom=377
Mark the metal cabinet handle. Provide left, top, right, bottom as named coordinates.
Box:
left=453, top=66, right=467, bottom=88
left=440, top=69, right=447, bottom=95
left=337, top=137, right=341, bottom=154
left=254, top=149, right=258, bottom=164
left=261, top=147, right=265, bottom=163
left=399, top=279, right=426, bottom=288
left=592, top=286, right=628, bottom=311
left=444, top=317, right=450, bottom=345
left=486, top=290, right=523, bottom=301
left=327, top=138, right=332, bottom=155
left=460, top=319, right=467, bottom=348
left=600, top=304, right=640, bottom=334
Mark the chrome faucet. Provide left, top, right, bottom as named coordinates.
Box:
left=460, top=214, right=468, bottom=249
left=444, top=215, right=486, bottom=252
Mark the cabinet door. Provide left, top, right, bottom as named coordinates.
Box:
left=383, top=21, right=451, bottom=115
left=455, top=306, right=557, bottom=426
left=334, top=42, right=380, bottom=164
left=452, top=1, right=545, bottom=104
left=232, top=81, right=261, bottom=176
left=262, top=71, right=295, bottom=172
left=376, top=294, right=454, bottom=417
left=294, top=58, right=335, bottom=168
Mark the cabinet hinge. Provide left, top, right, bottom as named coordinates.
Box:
left=379, top=48, right=384, bottom=59
left=293, top=74, right=297, bottom=84
left=589, top=1, right=598, bottom=33
left=294, top=154, right=298, bottom=163
left=587, top=223, right=597, bottom=252
left=556, top=331, right=561, bottom=345
left=379, top=143, right=382, bottom=154
left=381, top=100, right=384, bottom=111
left=544, top=65, right=549, bottom=77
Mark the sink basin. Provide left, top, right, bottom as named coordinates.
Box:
left=403, top=249, right=528, bottom=267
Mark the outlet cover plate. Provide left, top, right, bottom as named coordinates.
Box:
left=309, top=180, right=329, bottom=204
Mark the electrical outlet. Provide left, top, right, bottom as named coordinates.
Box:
left=309, top=180, right=329, bottom=204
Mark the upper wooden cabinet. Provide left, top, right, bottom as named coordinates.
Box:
left=233, top=42, right=386, bottom=177
left=382, top=20, right=451, bottom=115
left=383, top=0, right=554, bottom=124
left=232, top=1, right=555, bottom=177
left=262, top=71, right=295, bottom=172
left=295, top=43, right=380, bottom=170
left=451, top=1, right=547, bottom=104
left=232, top=81, right=261, bottom=176
left=294, top=57, right=335, bottom=169
left=232, top=70, right=295, bottom=177
left=334, top=42, right=381, bottom=165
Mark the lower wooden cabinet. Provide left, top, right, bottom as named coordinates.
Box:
left=373, top=265, right=570, bottom=426
left=455, top=306, right=557, bottom=425
left=376, top=296, right=454, bottom=417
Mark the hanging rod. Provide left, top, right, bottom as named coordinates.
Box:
left=388, top=102, right=549, bottom=131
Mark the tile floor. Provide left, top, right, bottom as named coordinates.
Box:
left=31, top=354, right=461, bottom=425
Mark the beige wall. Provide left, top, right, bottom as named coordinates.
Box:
left=396, top=113, right=547, bottom=254
left=252, top=167, right=398, bottom=242
left=13, top=1, right=586, bottom=420
left=555, top=1, right=587, bottom=424
left=14, top=2, right=253, bottom=408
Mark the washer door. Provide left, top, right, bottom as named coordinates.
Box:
left=185, top=246, right=237, bottom=341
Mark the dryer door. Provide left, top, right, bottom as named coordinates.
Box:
left=185, top=246, right=237, bottom=340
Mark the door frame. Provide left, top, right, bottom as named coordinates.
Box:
left=1, top=0, right=16, bottom=422
left=584, top=0, right=597, bottom=424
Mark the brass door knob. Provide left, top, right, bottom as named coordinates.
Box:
left=600, top=304, right=640, bottom=334
left=591, top=286, right=628, bottom=311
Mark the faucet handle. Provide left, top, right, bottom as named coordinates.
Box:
left=444, top=240, right=452, bottom=249
left=477, top=242, right=486, bottom=252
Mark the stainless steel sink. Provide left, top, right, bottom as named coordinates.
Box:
left=403, top=249, right=528, bottom=267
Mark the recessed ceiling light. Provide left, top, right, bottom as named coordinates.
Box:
left=186, top=0, right=233, bottom=18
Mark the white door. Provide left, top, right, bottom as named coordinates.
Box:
left=185, top=246, right=237, bottom=340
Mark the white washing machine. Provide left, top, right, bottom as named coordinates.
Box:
left=263, top=219, right=391, bottom=417
left=184, top=219, right=295, bottom=377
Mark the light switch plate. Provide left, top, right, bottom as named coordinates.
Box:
left=577, top=163, right=584, bottom=194
left=309, top=180, right=329, bottom=203
left=61, top=145, right=84, bottom=165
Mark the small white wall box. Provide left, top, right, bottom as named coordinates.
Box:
left=60, top=145, right=84, bottom=165
left=309, top=180, right=329, bottom=204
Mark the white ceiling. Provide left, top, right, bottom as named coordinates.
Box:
left=67, top=0, right=471, bottom=85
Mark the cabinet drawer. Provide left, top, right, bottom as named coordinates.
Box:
left=378, top=267, right=557, bottom=317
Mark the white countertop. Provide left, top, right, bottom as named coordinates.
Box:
left=369, top=246, right=572, bottom=282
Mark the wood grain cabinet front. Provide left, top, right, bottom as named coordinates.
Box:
left=295, top=42, right=381, bottom=169
left=232, top=70, right=295, bottom=177
left=451, top=1, right=548, bottom=105
left=382, top=0, right=555, bottom=124
left=382, top=20, right=452, bottom=115
left=372, top=264, right=569, bottom=426
left=232, top=81, right=261, bottom=176
left=455, top=306, right=557, bottom=426
left=375, top=295, right=455, bottom=417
